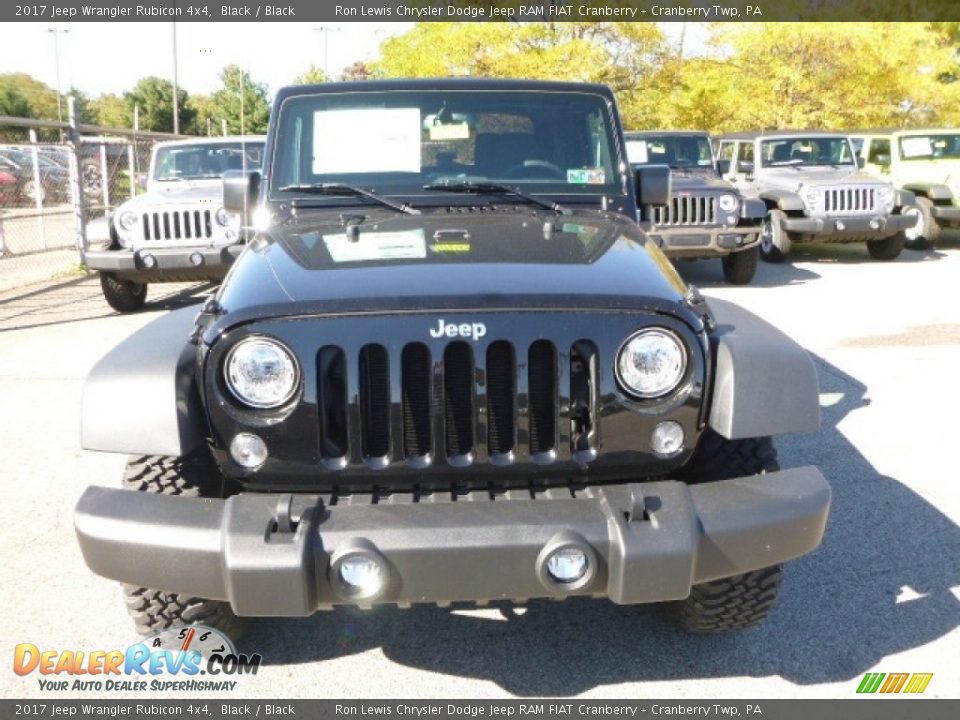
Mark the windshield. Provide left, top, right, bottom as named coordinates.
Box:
left=760, top=137, right=855, bottom=167
left=153, top=141, right=264, bottom=181
left=898, top=133, right=960, bottom=161
left=625, top=134, right=714, bottom=170
left=270, top=89, right=622, bottom=200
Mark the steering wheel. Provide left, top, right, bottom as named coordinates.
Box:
left=501, top=160, right=566, bottom=180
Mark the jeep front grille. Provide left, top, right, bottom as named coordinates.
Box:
left=817, top=186, right=878, bottom=215
left=316, top=339, right=600, bottom=469
left=141, top=209, right=213, bottom=241
left=650, top=195, right=717, bottom=226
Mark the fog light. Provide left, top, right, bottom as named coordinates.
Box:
left=229, top=433, right=268, bottom=469
left=651, top=421, right=684, bottom=457
left=141, top=253, right=157, bottom=269
left=546, top=547, right=588, bottom=584
left=189, top=252, right=204, bottom=266
left=338, top=554, right=385, bottom=599
left=870, top=219, right=880, bottom=229
left=725, top=214, right=737, bottom=225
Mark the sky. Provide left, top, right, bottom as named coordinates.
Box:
left=0, top=21, right=705, bottom=99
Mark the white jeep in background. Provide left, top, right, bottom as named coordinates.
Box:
left=84, top=136, right=265, bottom=312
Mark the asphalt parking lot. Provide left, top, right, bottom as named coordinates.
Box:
left=1, top=237, right=958, bottom=700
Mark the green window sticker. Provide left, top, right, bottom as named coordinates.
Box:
left=567, top=168, right=606, bottom=185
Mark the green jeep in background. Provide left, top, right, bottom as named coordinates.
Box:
left=852, top=129, right=960, bottom=249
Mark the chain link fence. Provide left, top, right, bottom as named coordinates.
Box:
left=0, top=107, right=184, bottom=295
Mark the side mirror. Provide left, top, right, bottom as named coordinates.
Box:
left=872, top=154, right=891, bottom=167
left=222, top=169, right=261, bottom=224
left=634, top=164, right=671, bottom=207
left=736, top=160, right=754, bottom=174
left=856, top=157, right=866, bottom=169
left=716, top=159, right=731, bottom=176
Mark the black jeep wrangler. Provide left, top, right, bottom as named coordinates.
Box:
left=626, top=131, right=766, bottom=285
left=75, top=80, right=830, bottom=639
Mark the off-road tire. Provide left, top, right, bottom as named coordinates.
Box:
left=100, top=272, right=147, bottom=313
left=866, top=232, right=905, bottom=261
left=759, top=209, right=791, bottom=263
left=121, top=453, right=246, bottom=640
left=903, top=197, right=941, bottom=250
left=669, top=430, right=784, bottom=632
left=721, top=246, right=759, bottom=285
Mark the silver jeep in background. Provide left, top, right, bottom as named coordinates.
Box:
left=715, top=131, right=916, bottom=262
left=84, top=136, right=265, bottom=312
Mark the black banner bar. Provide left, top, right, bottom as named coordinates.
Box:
left=3, top=700, right=960, bottom=720
left=3, top=0, right=959, bottom=23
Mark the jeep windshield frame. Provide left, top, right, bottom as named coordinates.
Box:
left=897, top=132, right=960, bottom=161
left=267, top=87, right=627, bottom=208
left=152, top=141, right=265, bottom=182
left=758, top=136, right=857, bottom=169
left=625, top=133, right=717, bottom=174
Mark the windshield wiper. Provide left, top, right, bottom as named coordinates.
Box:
left=423, top=181, right=571, bottom=215
left=277, top=183, right=421, bottom=215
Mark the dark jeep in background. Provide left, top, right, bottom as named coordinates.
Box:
left=75, top=79, right=829, bottom=639
left=626, top=131, right=765, bottom=285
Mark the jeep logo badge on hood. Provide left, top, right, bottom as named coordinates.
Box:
left=430, top=319, right=487, bottom=341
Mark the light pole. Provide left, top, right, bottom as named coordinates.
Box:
left=47, top=27, right=69, bottom=123
left=171, top=22, right=180, bottom=135
left=312, top=26, right=341, bottom=81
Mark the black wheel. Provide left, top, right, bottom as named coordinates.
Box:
left=668, top=430, right=784, bottom=632
left=721, top=246, right=759, bottom=285
left=100, top=272, right=147, bottom=312
left=759, top=209, right=791, bottom=263
left=121, top=453, right=246, bottom=639
left=866, top=232, right=905, bottom=260
left=902, top=197, right=941, bottom=250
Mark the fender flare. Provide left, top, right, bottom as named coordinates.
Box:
left=81, top=306, right=206, bottom=457
left=706, top=298, right=820, bottom=439
left=758, top=190, right=804, bottom=213
left=740, top=197, right=767, bottom=221
left=901, top=182, right=953, bottom=202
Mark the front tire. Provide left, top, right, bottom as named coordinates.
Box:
left=759, top=209, right=791, bottom=263
left=866, top=232, right=905, bottom=260
left=721, top=246, right=759, bottom=285
left=902, top=197, right=941, bottom=250
left=100, top=272, right=147, bottom=312
left=121, top=453, right=246, bottom=639
left=668, top=430, right=784, bottom=633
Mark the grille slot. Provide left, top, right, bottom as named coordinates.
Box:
left=317, top=346, right=348, bottom=461
left=486, top=341, right=516, bottom=456
left=651, top=195, right=717, bottom=226
left=570, top=340, right=599, bottom=456
left=443, top=342, right=474, bottom=458
left=527, top=340, right=557, bottom=455
left=401, top=343, right=432, bottom=459
left=140, top=210, right=213, bottom=241
left=359, top=344, right=391, bottom=459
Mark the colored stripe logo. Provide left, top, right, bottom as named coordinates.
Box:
left=857, top=672, right=933, bottom=694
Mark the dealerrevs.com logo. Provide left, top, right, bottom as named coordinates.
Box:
left=856, top=672, right=933, bottom=694
left=13, top=625, right=262, bottom=692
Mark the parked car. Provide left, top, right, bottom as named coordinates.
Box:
left=82, top=136, right=265, bottom=312
left=75, top=79, right=829, bottom=640
left=0, top=148, right=71, bottom=206
left=850, top=129, right=960, bottom=249
left=714, top=131, right=916, bottom=262
left=626, top=131, right=766, bottom=284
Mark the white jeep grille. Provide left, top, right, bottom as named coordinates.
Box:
left=811, top=185, right=880, bottom=216
left=141, top=209, right=213, bottom=241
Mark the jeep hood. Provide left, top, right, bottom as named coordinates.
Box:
left=670, top=169, right=730, bottom=192
left=213, top=208, right=692, bottom=321
left=761, top=167, right=888, bottom=193
left=121, top=182, right=223, bottom=210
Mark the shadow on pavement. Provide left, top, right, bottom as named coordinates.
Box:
left=0, top=276, right=213, bottom=332
left=247, top=355, right=960, bottom=695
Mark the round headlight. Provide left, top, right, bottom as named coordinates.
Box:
left=118, top=211, right=138, bottom=231
left=215, top=207, right=232, bottom=226
left=718, top=194, right=738, bottom=213
left=225, top=338, right=300, bottom=408
left=616, top=329, right=687, bottom=399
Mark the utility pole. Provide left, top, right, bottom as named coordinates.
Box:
left=48, top=27, right=69, bottom=123
left=312, top=26, right=341, bottom=81
left=171, top=22, right=180, bottom=135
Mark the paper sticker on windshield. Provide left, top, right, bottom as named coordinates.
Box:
left=901, top=136, right=934, bottom=159
left=428, top=123, right=470, bottom=141
left=313, top=108, right=421, bottom=174
left=323, top=229, right=426, bottom=263
left=567, top=168, right=606, bottom=185
left=625, top=140, right=647, bottom=164
left=430, top=242, right=471, bottom=253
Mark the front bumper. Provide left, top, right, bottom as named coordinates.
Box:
left=82, top=245, right=242, bottom=282
left=75, top=467, right=830, bottom=615
left=781, top=213, right=916, bottom=241
left=647, top=226, right=759, bottom=258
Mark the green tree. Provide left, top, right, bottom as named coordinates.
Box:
left=185, top=94, right=220, bottom=135
left=293, top=65, right=328, bottom=85
left=212, top=65, right=271, bottom=134
left=91, top=93, right=130, bottom=128
left=340, top=61, right=374, bottom=82
left=0, top=73, right=58, bottom=119
left=0, top=85, right=33, bottom=117
left=65, top=86, right=96, bottom=124
left=123, top=76, right=195, bottom=133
